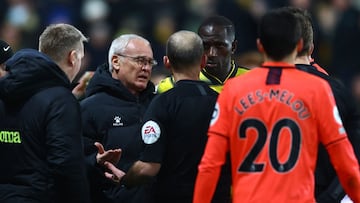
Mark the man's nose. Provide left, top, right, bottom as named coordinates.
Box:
left=209, top=46, right=217, bottom=56
left=141, top=64, right=152, bottom=71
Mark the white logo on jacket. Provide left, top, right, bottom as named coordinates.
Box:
left=113, top=116, right=124, bottom=126
left=141, top=120, right=161, bottom=144
left=3, top=46, right=10, bottom=52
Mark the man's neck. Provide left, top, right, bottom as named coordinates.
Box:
left=263, top=49, right=298, bottom=64
left=295, top=55, right=311, bottom=65
left=172, top=68, right=200, bottom=83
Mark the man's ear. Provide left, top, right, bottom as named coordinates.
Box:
left=69, top=50, right=77, bottom=67
left=163, top=56, right=171, bottom=70
left=296, top=38, right=304, bottom=53
left=256, top=38, right=265, bottom=53
left=309, top=42, right=314, bottom=56
left=231, top=40, right=237, bottom=54
left=111, top=55, right=120, bottom=72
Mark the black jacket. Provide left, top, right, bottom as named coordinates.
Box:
left=296, top=63, right=360, bottom=203
left=0, top=49, right=90, bottom=203
left=80, top=63, right=155, bottom=203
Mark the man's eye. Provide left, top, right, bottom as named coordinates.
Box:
left=135, top=58, right=146, bottom=63
left=215, top=43, right=227, bottom=47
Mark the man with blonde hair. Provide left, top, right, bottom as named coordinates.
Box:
left=0, top=23, right=90, bottom=202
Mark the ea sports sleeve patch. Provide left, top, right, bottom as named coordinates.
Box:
left=141, top=120, right=161, bottom=144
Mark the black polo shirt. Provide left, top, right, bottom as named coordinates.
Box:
left=140, top=80, right=218, bottom=202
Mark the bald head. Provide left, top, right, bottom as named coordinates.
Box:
left=166, top=30, right=204, bottom=70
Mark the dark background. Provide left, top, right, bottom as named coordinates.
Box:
left=1, top=0, right=360, bottom=100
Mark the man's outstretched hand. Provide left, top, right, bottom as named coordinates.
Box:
left=94, top=142, right=121, bottom=165
left=104, top=161, right=126, bottom=184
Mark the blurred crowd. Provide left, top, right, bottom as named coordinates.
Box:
left=1, top=0, right=360, bottom=102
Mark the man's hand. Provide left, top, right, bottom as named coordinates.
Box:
left=72, top=71, right=94, bottom=99
left=104, top=161, right=126, bottom=184
left=94, top=142, right=121, bottom=165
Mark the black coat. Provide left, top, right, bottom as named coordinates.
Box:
left=0, top=49, right=90, bottom=203
left=81, top=63, right=155, bottom=203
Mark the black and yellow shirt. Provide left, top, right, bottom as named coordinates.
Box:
left=157, top=61, right=249, bottom=93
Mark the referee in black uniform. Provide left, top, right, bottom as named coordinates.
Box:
left=103, top=30, right=222, bottom=203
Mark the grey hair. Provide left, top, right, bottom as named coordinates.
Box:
left=108, top=34, right=150, bottom=72
left=39, top=23, right=88, bottom=63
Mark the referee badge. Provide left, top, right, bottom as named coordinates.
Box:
left=141, top=120, right=161, bottom=144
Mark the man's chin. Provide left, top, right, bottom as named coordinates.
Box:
left=135, top=81, right=148, bottom=91
left=204, top=65, right=220, bottom=73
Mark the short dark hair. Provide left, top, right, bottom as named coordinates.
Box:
left=258, top=7, right=302, bottom=61
left=198, top=15, right=235, bottom=41
left=285, top=7, right=313, bottom=56
left=166, top=30, right=204, bottom=71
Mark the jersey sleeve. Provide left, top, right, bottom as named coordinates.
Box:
left=315, top=81, right=348, bottom=146
left=193, top=133, right=229, bottom=203
left=315, top=81, right=360, bottom=202
left=193, top=82, right=233, bottom=203
left=326, top=138, right=360, bottom=202
left=139, top=95, right=168, bottom=163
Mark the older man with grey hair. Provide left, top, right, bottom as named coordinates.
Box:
left=103, top=30, right=220, bottom=203
left=80, top=34, right=157, bottom=203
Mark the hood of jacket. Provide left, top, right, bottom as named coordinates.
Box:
left=85, top=63, right=155, bottom=101
left=0, top=48, right=71, bottom=103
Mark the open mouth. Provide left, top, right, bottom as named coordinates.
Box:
left=206, top=63, right=217, bottom=68
left=138, top=75, right=149, bottom=80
